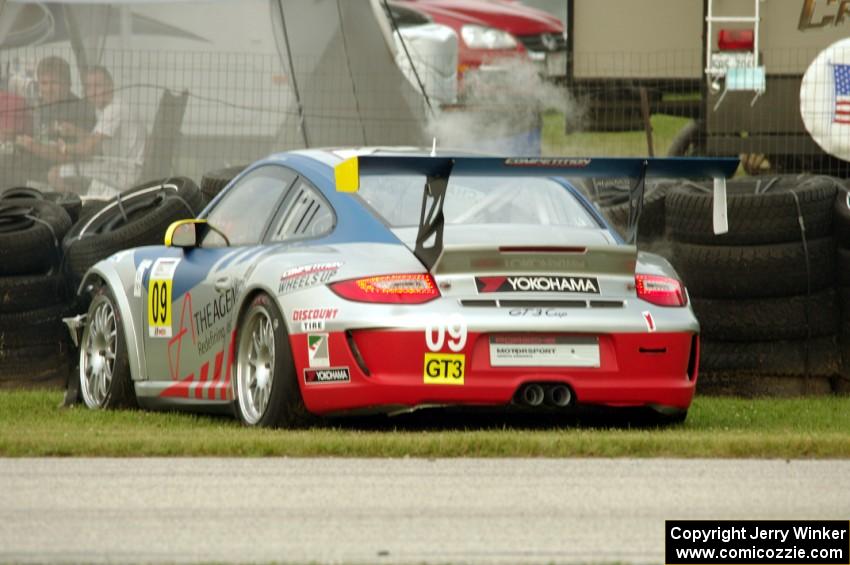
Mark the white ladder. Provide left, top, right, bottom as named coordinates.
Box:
left=705, top=0, right=764, bottom=109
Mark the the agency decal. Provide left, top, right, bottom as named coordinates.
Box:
left=642, top=311, right=656, bottom=333
left=291, top=308, right=338, bottom=322
left=475, top=275, right=599, bottom=294
left=307, top=333, right=330, bottom=367
left=278, top=262, right=342, bottom=294
left=423, top=353, right=465, bottom=385
left=504, top=157, right=591, bottom=168
left=147, top=258, right=181, bottom=338
left=303, top=367, right=350, bottom=384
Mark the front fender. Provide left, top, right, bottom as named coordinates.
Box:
left=78, top=261, right=146, bottom=383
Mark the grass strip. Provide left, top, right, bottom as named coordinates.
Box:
left=1, top=391, right=849, bottom=458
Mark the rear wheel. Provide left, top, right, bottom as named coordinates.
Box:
left=234, top=293, right=311, bottom=428
left=79, top=289, right=136, bottom=409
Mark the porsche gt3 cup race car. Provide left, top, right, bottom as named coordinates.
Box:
left=66, top=149, right=737, bottom=427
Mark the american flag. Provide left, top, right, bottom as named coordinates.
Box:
left=834, top=63, right=850, bottom=124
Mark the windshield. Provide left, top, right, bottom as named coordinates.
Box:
left=357, top=175, right=600, bottom=228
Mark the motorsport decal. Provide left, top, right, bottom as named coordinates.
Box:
left=642, top=311, right=656, bottom=333
left=423, top=353, right=465, bottom=385
left=504, top=157, right=591, bottom=168
left=278, top=262, right=342, bottom=294
left=489, top=335, right=600, bottom=368
left=307, top=333, right=330, bottom=367
left=304, top=367, right=350, bottom=384
left=475, top=275, right=599, bottom=294
left=148, top=258, right=181, bottom=338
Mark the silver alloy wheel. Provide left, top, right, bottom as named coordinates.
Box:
left=80, top=299, right=117, bottom=409
left=236, top=305, right=276, bottom=425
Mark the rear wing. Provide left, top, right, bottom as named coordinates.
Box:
left=334, top=155, right=739, bottom=270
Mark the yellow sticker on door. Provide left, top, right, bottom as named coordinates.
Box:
left=148, top=278, right=172, bottom=338
left=423, top=353, right=465, bottom=385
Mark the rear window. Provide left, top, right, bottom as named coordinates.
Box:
left=357, top=175, right=599, bottom=228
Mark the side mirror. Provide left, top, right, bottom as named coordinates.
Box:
left=165, top=219, right=206, bottom=248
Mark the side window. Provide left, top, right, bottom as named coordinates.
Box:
left=269, top=178, right=335, bottom=242
left=202, top=165, right=297, bottom=247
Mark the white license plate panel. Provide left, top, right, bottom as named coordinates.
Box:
left=489, top=336, right=600, bottom=368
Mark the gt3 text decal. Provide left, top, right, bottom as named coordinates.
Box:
left=425, top=314, right=467, bottom=352
left=307, top=333, right=330, bottom=367
left=304, top=367, right=350, bottom=384
left=476, top=275, right=599, bottom=294
left=423, top=353, right=465, bottom=385
left=278, top=262, right=342, bottom=294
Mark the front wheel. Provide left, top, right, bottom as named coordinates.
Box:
left=233, top=293, right=312, bottom=428
left=79, top=289, right=136, bottom=409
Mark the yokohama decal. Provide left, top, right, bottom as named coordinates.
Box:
left=475, top=275, right=599, bottom=294
left=304, top=367, right=350, bottom=384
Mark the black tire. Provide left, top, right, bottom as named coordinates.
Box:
left=78, top=288, right=136, bottom=409
left=0, top=271, right=66, bottom=313
left=599, top=181, right=671, bottom=240
left=0, top=187, right=82, bottom=225
left=692, top=290, right=839, bottom=342
left=672, top=238, right=835, bottom=298
left=0, top=303, right=73, bottom=388
left=700, top=337, right=840, bottom=377
left=0, top=198, right=71, bottom=276
left=666, top=175, right=837, bottom=245
left=233, top=292, right=313, bottom=428
left=833, top=188, right=850, bottom=247
left=63, top=177, right=202, bottom=284
left=666, top=120, right=701, bottom=157
left=838, top=247, right=850, bottom=286
left=201, top=165, right=245, bottom=203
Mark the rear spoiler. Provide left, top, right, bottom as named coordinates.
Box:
left=334, top=155, right=739, bottom=270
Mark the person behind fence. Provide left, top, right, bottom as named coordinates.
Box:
left=14, top=56, right=96, bottom=178
left=47, top=65, right=146, bottom=197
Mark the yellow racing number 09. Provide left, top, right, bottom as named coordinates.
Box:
left=148, top=278, right=172, bottom=337
left=423, top=353, right=465, bottom=385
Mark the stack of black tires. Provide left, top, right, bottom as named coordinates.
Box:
left=0, top=189, right=77, bottom=387
left=667, top=175, right=841, bottom=395
left=591, top=179, right=672, bottom=243
left=0, top=178, right=202, bottom=388
left=834, top=190, right=850, bottom=394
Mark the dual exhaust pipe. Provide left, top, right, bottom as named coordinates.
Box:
left=518, top=383, right=572, bottom=408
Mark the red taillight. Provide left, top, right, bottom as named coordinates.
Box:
left=718, top=29, right=754, bottom=51
left=635, top=274, right=687, bottom=307
left=330, top=273, right=440, bottom=304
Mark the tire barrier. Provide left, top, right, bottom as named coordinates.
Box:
left=63, top=177, right=203, bottom=286
left=833, top=186, right=850, bottom=395
left=668, top=175, right=843, bottom=395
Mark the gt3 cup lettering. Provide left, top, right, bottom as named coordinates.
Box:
left=509, top=308, right=569, bottom=318
left=423, top=353, right=465, bottom=385
left=425, top=313, right=467, bottom=352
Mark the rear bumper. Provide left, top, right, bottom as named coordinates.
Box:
left=290, top=330, right=699, bottom=416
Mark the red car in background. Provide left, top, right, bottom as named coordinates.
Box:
left=391, top=0, right=567, bottom=79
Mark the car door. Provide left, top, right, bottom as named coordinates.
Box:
left=143, top=165, right=297, bottom=400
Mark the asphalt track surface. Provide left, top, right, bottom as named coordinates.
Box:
left=1, top=458, right=848, bottom=564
